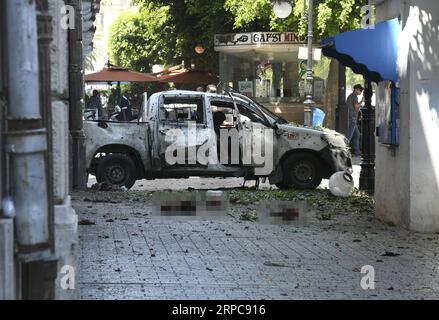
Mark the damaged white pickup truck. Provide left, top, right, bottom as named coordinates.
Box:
left=84, top=89, right=352, bottom=190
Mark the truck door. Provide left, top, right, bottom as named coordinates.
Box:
left=156, top=94, right=214, bottom=168
left=148, top=94, right=163, bottom=170
left=236, top=102, right=276, bottom=176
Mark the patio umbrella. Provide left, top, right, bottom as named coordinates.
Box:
left=157, top=69, right=219, bottom=85
left=85, top=64, right=157, bottom=83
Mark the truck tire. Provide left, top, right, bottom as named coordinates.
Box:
left=278, top=153, right=323, bottom=190
left=274, top=182, right=289, bottom=190
left=96, top=154, right=138, bottom=190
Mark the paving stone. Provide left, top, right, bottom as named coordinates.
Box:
left=73, top=184, right=439, bottom=300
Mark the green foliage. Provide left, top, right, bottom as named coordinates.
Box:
left=225, top=0, right=364, bottom=38
left=114, top=0, right=236, bottom=72
left=156, top=0, right=236, bottom=72
left=240, top=210, right=259, bottom=222
left=313, top=56, right=331, bottom=80
left=315, top=0, right=363, bottom=36
left=109, top=4, right=180, bottom=72
left=346, top=68, right=364, bottom=89
left=110, top=0, right=365, bottom=73
left=227, top=188, right=375, bottom=216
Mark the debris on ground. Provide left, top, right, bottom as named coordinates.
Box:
left=227, top=188, right=375, bottom=217
left=79, top=219, right=95, bottom=226
left=240, top=211, right=258, bottom=222
left=381, top=251, right=401, bottom=257
left=83, top=196, right=121, bottom=204
left=264, top=261, right=290, bottom=268
left=317, top=213, right=332, bottom=220
left=90, top=182, right=122, bottom=192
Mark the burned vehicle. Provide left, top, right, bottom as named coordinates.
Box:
left=84, top=89, right=352, bottom=190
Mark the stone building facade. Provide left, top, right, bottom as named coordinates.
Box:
left=0, top=0, right=98, bottom=300
left=373, top=0, right=439, bottom=232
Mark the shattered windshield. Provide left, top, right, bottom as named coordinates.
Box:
left=235, top=92, right=288, bottom=125
left=218, top=83, right=288, bottom=125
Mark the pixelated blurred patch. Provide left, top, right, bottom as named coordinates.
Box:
left=152, top=191, right=229, bottom=217
left=258, top=200, right=310, bottom=225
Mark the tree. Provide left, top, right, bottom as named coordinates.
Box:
left=109, top=3, right=181, bottom=72
left=225, top=0, right=363, bottom=38
left=111, top=0, right=364, bottom=74
left=134, top=0, right=236, bottom=72
left=109, top=0, right=237, bottom=73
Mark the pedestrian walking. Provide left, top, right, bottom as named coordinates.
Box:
left=89, top=90, right=103, bottom=119
left=346, top=84, right=364, bottom=156
left=120, top=92, right=133, bottom=121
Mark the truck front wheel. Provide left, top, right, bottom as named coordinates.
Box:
left=96, top=154, right=138, bottom=190
left=277, top=153, right=323, bottom=190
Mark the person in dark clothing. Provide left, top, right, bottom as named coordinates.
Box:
left=213, top=111, right=226, bottom=163
left=120, top=92, right=133, bottom=121
left=346, top=84, right=364, bottom=156
left=89, top=90, right=103, bottom=119
left=213, top=111, right=226, bottom=136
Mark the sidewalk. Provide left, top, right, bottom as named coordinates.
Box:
left=74, top=187, right=439, bottom=300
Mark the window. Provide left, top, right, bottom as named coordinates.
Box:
left=210, top=99, right=267, bottom=126
left=237, top=104, right=266, bottom=124
left=210, top=101, right=236, bottom=127
left=160, top=97, right=205, bottom=125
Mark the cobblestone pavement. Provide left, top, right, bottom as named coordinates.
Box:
left=75, top=172, right=439, bottom=300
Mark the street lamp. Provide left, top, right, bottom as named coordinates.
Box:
left=273, top=0, right=315, bottom=126
left=272, top=1, right=292, bottom=19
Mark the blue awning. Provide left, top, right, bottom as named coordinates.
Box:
left=322, top=18, right=401, bottom=83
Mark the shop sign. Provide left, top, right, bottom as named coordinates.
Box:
left=215, top=32, right=304, bottom=47
left=252, top=32, right=304, bottom=44
left=238, top=81, right=254, bottom=97
left=215, top=33, right=252, bottom=46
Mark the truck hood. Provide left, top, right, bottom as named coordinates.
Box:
left=277, top=124, right=349, bottom=148
left=277, top=123, right=325, bottom=136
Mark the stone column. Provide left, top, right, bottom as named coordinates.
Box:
left=0, top=219, right=14, bottom=299
left=37, top=0, right=55, bottom=253
left=359, top=80, right=375, bottom=194
left=67, top=0, right=87, bottom=190
left=49, top=0, right=79, bottom=299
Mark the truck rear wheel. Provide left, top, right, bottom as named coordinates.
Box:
left=278, top=153, right=323, bottom=190
left=96, top=154, right=137, bottom=190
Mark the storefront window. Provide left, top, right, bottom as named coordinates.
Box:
left=215, top=32, right=328, bottom=124
left=216, top=32, right=326, bottom=105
